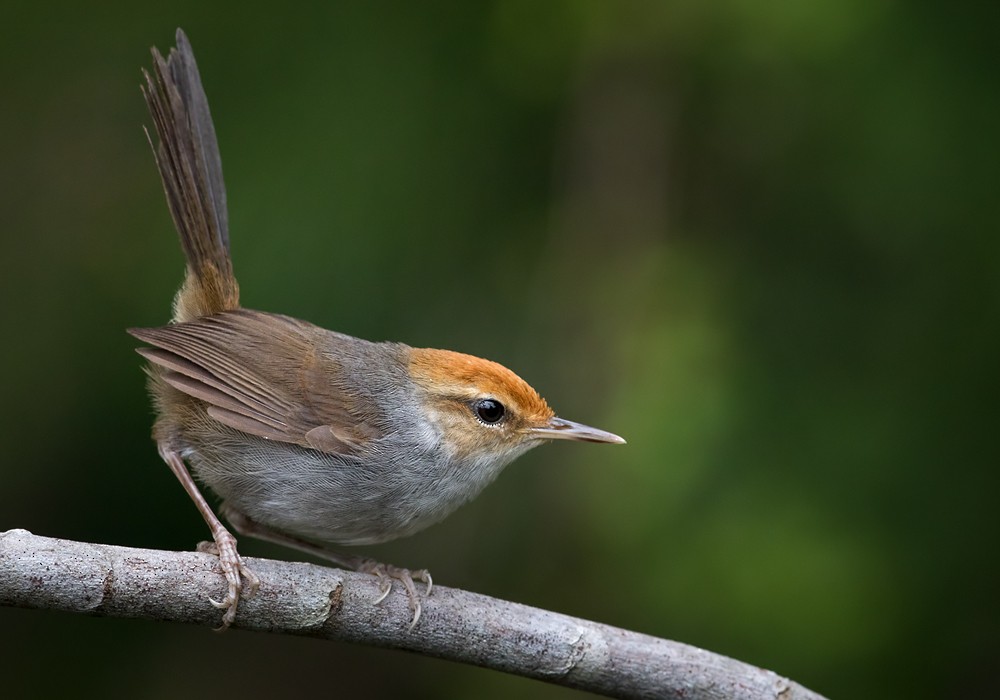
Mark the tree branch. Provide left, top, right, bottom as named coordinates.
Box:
left=1, top=529, right=825, bottom=700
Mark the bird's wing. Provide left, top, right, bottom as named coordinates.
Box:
left=129, top=309, right=385, bottom=454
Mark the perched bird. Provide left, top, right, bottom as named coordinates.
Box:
left=131, top=29, right=624, bottom=629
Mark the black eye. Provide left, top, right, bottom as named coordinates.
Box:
left=474, top=399, right=506, bottom=425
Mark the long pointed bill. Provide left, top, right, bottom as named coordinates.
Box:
left=529, top=417, right=626, bottom=444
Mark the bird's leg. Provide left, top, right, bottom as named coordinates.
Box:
left=157, top=444, right=259, bottom=629
left=220, top=504, right=431, bottom=629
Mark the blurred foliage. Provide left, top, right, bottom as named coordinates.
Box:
left=1, top=2, right=997, bottom=698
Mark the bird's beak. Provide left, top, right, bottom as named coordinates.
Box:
left=529, top=417, right=626, bottom=444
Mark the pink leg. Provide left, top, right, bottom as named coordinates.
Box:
left=158, top=443, right=259, bottom=629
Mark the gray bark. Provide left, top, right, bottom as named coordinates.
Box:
left=0, top=529, right=826, bottom=700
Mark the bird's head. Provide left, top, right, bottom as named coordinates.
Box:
left=407, top=347, right=624, bottom=468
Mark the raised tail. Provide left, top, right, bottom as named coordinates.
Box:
left=142, top=28, right=238, bottom=322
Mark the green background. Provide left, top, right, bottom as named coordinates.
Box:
left=1, top=2, right=996, bottom=698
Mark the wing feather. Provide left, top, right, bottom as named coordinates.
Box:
left=130, top=309, right=385, bottom=454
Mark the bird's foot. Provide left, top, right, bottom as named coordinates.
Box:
left=197, top=533, right=259, bottom=630
left=359, top=560, right=433, bottom=630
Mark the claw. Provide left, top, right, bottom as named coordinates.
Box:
left=243, top=567, right=261, bottom=596
left=372, top=580, right=393, bottom=605
left=418, top=570, right=433, bottom=597
left=408, top=602, right=422, bottom=631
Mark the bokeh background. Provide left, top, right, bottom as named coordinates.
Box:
left=2, top=2, right=997, bottom=698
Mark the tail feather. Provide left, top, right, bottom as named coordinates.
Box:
left=142, top=28, right=238, bottom=321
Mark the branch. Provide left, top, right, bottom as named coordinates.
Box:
left=1, top=529, right=825, bottom=700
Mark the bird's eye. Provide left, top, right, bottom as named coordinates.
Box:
left=474, top=398, right=506, bottom=425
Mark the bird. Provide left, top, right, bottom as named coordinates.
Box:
left=130, top=29, right=624, bottom=630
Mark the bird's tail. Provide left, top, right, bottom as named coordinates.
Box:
left=142, top=28, right=238, bottom=322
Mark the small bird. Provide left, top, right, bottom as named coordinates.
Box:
left=131, top=29, right=624, bottom=630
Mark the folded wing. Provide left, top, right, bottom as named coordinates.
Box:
left=129, top=309, right=383, bottom=454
